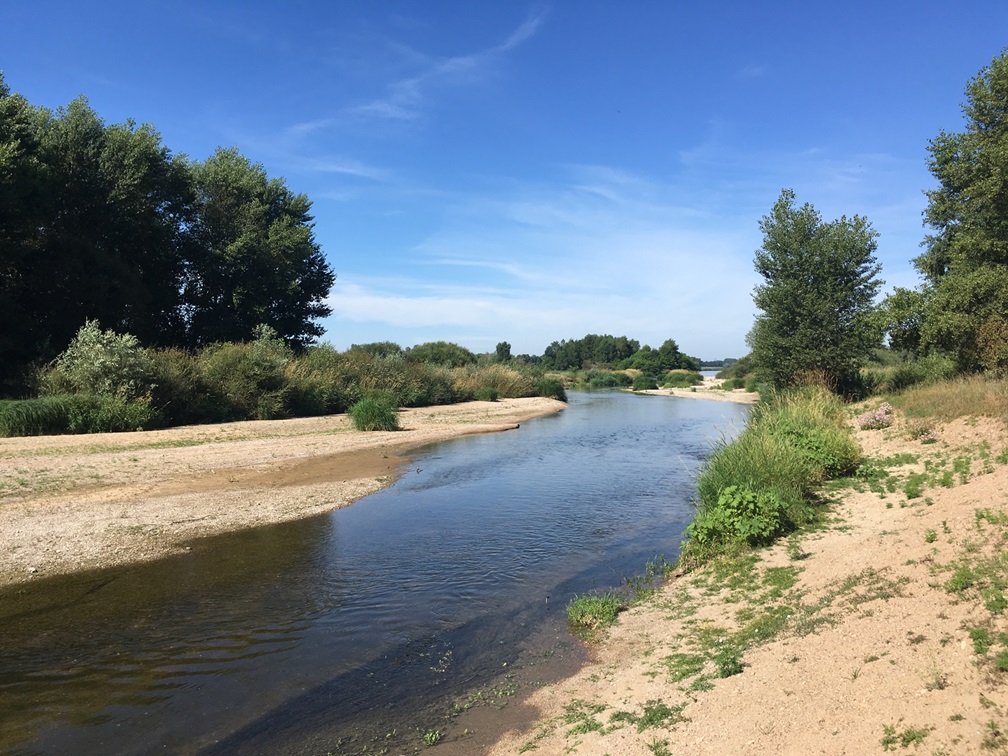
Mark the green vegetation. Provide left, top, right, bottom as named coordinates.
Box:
left=682, top=386, right=860, bottom=566
left=541, top=333, right=699, bottom=372
left=566, top=592, right=626, bottom=640
left=0, top=325, right=568, bottom=436
left=348, top=396, right=400, bottom=431
left=663, top=370, right=704, bottom=388
left=748, top=189, right=882, bottom=392
left=0, top=76, right=334, bottom=393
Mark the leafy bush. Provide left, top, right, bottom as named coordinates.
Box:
left=685, top=486, right=785, bottom=548
left=45, top=320, right=154, bottom=399
left=583, top=369, right=632, bottom=388
left=474, top=387, right=500, bottom=401
left=537, top=377, right=568, bottom=402
left=663, top=370, right=703, bottom=388
left=684, top=386, right=861, bottom=565
left=405, top=340, right=477, bottom=367
left=632, top=375, right=659, bottom=391
left=721, top=377, right=746, bottom=390
left=348, top=395, right=400, bottom=431
left=198, top=327, right=292, bottom=421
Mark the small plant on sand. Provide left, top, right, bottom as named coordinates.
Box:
left=348, top=395, right=400, bottom=431
left=422, top=729, right=441, bottom=746
left=881, top=723, right=930, bottom=750
left=566, top=592, right=625, bottom=639
left=857, top=402, right=893, bottom=430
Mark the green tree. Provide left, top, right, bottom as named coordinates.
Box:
left=0, top=73, right=50, bottom=390
left=749, top=189, right=882, bottom=389
left=916, top=50, right=1008, bottom=371
left=187, top=147, right=334, bottom=349
left=879, top=287, right=926, bottom=355
left=495, top=341, right=512, bottom=362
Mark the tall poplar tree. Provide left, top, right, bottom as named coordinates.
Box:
left=916, top=49, right=1008, bottom=371
left=749, top=189, right=882, bottom=390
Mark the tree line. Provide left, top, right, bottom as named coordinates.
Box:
left=0, top=73, right=334, bottom=393
left=746, top=49, right=1008, bottom=392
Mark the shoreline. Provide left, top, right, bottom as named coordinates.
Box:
left=0, top=397, right=566, bottom=588
left=485, top=410, right=1008, bottom=755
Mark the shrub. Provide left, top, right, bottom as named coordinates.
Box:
left=45, top=320, right=155, bottom=399
left=663, top=370, right=703, bottom=388
left=474, top=387, right=500, bottom=401
left=583, top=370, right=632, bottom=388
left=348, top=395, right=400, bottom=431
left=538, top=377, right=568, bottom=402
left=685, top=486, right=785, bottom=549
left=198, top=327, right=292, bottom=421
left=632, top=375, right=659, bottom=391
left=405, top=340, right=477, bottom=367
left=685, top=386, right=860, bottom=565
left=721, top=377, right=746, bottom=390
left=856, top=402, right=893, bottom=430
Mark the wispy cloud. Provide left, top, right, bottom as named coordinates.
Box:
left=345, top=10, right=547, bottom=123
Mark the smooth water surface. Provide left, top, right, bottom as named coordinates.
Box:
left=0, top=391, right=748, bottom=753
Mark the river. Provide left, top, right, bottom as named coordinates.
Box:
left=0, top=390, right=748, bottom=754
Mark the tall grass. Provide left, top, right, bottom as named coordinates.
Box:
left=663, top=370, right=703, bottom=388
left=894, top=375, right=1008, bottom=422
left=683, top=386, right=861, bottom=567
left=450, top=364, right=536, bottom=399
left=0, top=395, right=158, bottom=436
left=347, top=395, right=400, bottom=431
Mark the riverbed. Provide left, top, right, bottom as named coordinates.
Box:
left=0, top=391, right=748, bottom=753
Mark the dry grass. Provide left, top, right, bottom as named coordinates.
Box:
left=895, top=375, right=1008, bottom=422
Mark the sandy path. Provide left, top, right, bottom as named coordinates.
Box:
left=487, top=410, right=1008, bottom=755
left=0, top=397, right=565, bottom=587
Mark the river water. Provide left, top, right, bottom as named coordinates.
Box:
left=0, top=390, right=748, bottom=754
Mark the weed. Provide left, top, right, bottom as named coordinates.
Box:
left=635, top=700, right=685, bottom=732
left=983, top=720, right=1005, bottom=750
left=925, top=666, right=948, bottom=691
left=422, top=730, right=441, bottom=746
left=925, top=529, right=937, bottom=543
left=566, top=593, right=625, bottom=640
left=646, top=738, right=672, bottom=756
left=881, top=723, right=930, bottom=750
left=662, top=653, right=706, bottom=682
left=563, top=700, right=606, bottom=735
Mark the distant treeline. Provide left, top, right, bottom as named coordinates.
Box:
left=0, top=73, right=334, bottom=394
left=511, top=334, right=700, bottom=373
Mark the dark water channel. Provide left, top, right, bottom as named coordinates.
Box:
left=0, top=391, right=748, bottom=754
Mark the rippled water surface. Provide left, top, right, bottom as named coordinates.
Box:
left=0, top=391, right=748, bottom=754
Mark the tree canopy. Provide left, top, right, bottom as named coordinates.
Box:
left=748, top=189, right=882, bottom=389
left=913, top=49, right=1008, bottom=371
left=0, top=74, right=334, bottom=392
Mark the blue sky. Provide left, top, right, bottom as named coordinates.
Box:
left=6, top=2, right=1007, bottom=360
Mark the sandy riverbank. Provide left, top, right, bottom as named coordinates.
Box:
left=640, top=374, right=760, bottom=404
left=486, top=409, right=1008, bottom=755
left=0, top=397, right=566, bottom=588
